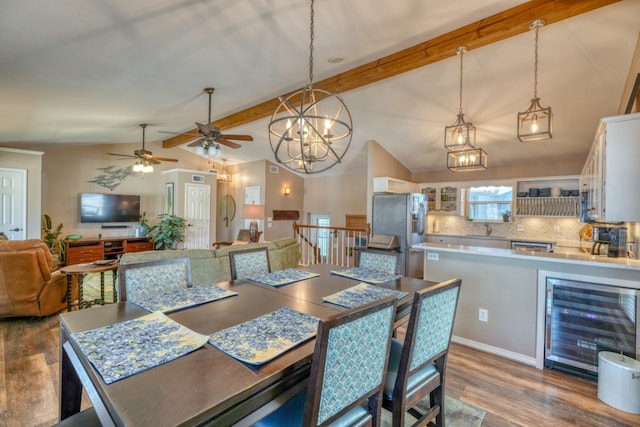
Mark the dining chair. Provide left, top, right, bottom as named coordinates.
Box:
left=54, top=408, right=100, bottom=427
left=117, top=257, right=192, bottom=303
left=358, top=249, right=399, bottom=275
left=382, top=278, right=462, bottom=427
left=229, top=247, right=271, bottom=280
left=249, top=295, right=397, bottom=427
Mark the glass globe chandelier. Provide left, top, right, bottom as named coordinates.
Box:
left=268, top=0, right=352, bottom=174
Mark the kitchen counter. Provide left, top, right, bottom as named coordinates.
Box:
left=415, top=241, right=640, bottom=371
left=413, top=242, right=640, bottom=271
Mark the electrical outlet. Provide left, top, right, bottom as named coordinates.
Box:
left=516, top=224, right=525, bottom=232
left=553, top=225, right=560, bottom=234
left=479, top=308, right=488, bottom=322
left=427, top=252, right=439, bottom=261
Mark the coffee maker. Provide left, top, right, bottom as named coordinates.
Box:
left=591, top=226, right=627, bottom=257
left=608, top=227, right=627, bottom=258
left=590, top=226, right=611, bottom=255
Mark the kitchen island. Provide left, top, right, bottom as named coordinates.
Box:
left=413, top=242, right=640, bottom=371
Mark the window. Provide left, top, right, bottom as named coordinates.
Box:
left=467, top=185, right=513, bottom=221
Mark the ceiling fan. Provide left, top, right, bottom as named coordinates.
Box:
left=108, top=124, right=178, bottom=172
left=162, top=88, right=253, bottom=157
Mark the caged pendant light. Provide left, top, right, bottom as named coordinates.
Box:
left=444, top=46, right=476, bottom=151
left=517, top=19, right=553, bottom=142
left=268, top=0, right=352, bottom=174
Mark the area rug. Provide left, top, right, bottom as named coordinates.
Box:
left=380, top=395, right=485, bottom=427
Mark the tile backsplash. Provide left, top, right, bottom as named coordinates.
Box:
left=428, top=214, right=639, bottom=255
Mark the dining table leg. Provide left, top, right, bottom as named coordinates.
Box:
left=59, top=329, right=82, bottom=420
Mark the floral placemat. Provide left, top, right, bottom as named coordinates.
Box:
left=330, top=267, right=401, bottom=284
left=322, top=282, right=409, bottom=309
left=247, top=268, right=320, bottom=287
left=132, top=284, right=238, bottom=313
left=71, top=311, right=209, bottom=384
left=208, top=307, right=319, bottom=365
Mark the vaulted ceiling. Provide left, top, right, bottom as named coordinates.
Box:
left=1, top=0, right=639, bottom=176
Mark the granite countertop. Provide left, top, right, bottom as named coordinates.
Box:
left=413, top=242, right=640, bottom=271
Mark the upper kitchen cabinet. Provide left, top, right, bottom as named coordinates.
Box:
left=373, top=177, right=418, bottom=194
left=581, top=113, right=640, bottom=222
left=420, top=183, right=463, bottom=215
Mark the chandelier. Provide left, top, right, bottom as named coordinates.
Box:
left=217, top=160, right=232, bottom=183
left=268, top=0, right=352, bottom=174
left=444, top=46, right=476, bottom=151
left=447, top=147, right=488, bottom=172
left=517, top=19, right=552, bottom=142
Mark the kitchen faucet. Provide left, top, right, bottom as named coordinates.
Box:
left=485, top=223, right=492, bottom=236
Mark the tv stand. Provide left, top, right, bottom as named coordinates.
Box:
left=65, top=236, right=153, bottom=265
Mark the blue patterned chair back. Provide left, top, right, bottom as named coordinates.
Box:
left=358, top=250, right=398, bottom=274
left=117, top=258, right=192, bottom=303
left=409, top=279, right=461, bottom=371
left=306, top=296, right=397, bottom=426
left=229, top=247, right=271, bottom=280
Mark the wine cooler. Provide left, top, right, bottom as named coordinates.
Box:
left=545, top=276, right=640, bottom=376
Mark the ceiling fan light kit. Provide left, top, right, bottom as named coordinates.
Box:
left=268, top=0, right=353, bottom=174
left=517, top=19, right=553, bottom=142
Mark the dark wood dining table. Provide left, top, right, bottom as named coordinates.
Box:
left=58, top=263, right=437, bottom=426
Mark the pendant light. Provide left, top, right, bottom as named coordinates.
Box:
left=444, top=46, right=476, bottom=151
left=447, top=147, right=488, bottom=172
left=268, top=0, right=352, bottom=174
left=517, top=19, right=552, bottom=142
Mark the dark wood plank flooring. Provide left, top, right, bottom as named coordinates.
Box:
left=1, top=313, right=638, bottom=426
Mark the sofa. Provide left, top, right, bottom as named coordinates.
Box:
left=119, top=237, right=301, bottom=286
left=0, top=239, right=72, bottom=317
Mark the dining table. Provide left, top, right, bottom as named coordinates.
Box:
left=58, top=263, right=438, bottom=426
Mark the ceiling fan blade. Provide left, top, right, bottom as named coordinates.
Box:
left=216, top=138, right=242, bottom=149
left=107, top=152, right=137, bottom=159
left=158, top=130, right=199, bottom=136
left=151, top=156, right=179, bottom=162
left=220, top=134, right=253, bottom=141
left=187, top=138, right=206, bottom=147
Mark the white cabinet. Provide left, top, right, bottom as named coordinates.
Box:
left=581, top=113, right=640, bottom=222
left=373, top=177, right=418, bottom=194
left=420, top=183, right=463, bottom=215
left=515, top=176, right=580, bottom=217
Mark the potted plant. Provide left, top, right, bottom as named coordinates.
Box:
left=148, top=214, right=186, bottom=250
left=137, top=212, right=150, bottom=237
left=42, top=214, right=66, bottom=264
left=501, top=211, right=511, bottom=222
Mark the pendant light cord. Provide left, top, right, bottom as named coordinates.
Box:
left=309, top=0, right=315, bottom=86
left=458, top=48, right=464, bottom=114
left=533, top=23, right=539, bottom=99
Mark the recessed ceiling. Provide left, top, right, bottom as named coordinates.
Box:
left=1, top=0, right=638, bottom=176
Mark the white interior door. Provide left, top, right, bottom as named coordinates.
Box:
left=0, top=168, right=26, bottom=240
left=184, top=183, right=210, bottom=249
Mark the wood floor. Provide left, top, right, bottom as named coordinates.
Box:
left=1, top=313, right=638, bottom=427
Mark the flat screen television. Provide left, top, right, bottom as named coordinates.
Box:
left=79, top=193, right=141, bottom=223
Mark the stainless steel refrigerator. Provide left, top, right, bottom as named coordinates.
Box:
left=371, top=193, right=427, bottom=277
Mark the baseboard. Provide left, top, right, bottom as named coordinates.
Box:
left=452, top=335, right=538, bottom=368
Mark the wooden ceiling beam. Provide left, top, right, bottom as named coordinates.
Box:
left=163, top=0, right=620, bottom=148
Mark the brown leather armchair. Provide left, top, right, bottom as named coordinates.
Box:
left=0, top=239, right=73, bottom=317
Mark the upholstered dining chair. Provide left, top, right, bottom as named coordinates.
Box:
left=358, top=249, right=399, bottom=275
left=249, top=295, right=397, bottom=427
left=382, top=278, right=462, bottom=427
left=117, top=257, right=192, bottom=303
left=229, top=247, right=271, bottom=280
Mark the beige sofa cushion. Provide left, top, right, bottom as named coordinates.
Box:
left=119, top=238, right=300, bottom=286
